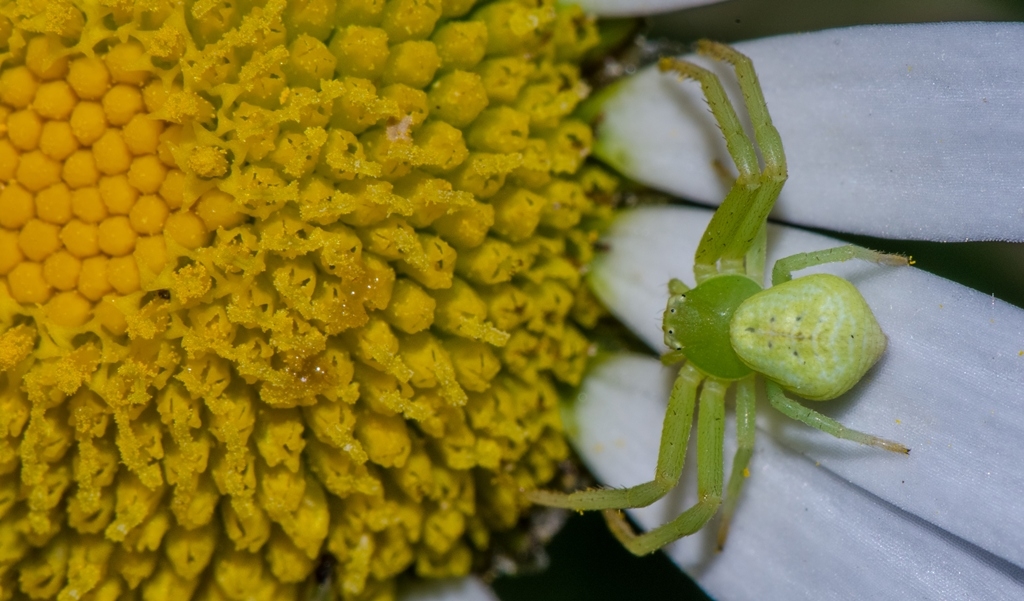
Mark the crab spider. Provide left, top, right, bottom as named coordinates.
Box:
left=528, top=41, right=910, bottom=556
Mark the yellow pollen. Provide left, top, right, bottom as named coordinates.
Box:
left=0, top=1, right=616, bottom=599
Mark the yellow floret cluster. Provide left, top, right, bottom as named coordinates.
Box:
left=0, top=1, right=615, bottom=600
left=0, top=33, right=203, bottom=326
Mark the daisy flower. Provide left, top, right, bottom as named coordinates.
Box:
left=0, top=1, right=610, bottom=599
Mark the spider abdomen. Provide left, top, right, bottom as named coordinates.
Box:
left=729, top=273, right=887, bottom=401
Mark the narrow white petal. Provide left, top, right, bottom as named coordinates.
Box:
left=557, top=0, right=725, bottom=17
left=594, top=23, right=1024, bottom=241
left=399, top=577, right=499, bottom=601
left=575, top=354, right=1024, bottom=600
left=587, top=205, right=1024, bottom=574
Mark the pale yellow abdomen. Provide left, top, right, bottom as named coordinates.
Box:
left=729, top=273, right=887, bottom=401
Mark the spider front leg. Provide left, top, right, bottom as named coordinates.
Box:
left=657, top=56, right=756, bottom=283
left=604, top=378, right=728, bottom=555
left=526, top=363, right=703, bottom=511
left=703, top=42, right=787, bottom=263
left=661, top=42, right=788, bottom=278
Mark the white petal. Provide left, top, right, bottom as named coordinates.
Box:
left=557, top=0, right=725, bottom=17
left=584, top=205, right=1024, bottom=581
left=399, top=577, right=498, bottom=601
left=594, top=23, right=1024, bottom=241
left=574, top=354, right=1024, bottom=599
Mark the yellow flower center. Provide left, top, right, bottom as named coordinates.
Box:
left=0, top=1, right=616, bottom=599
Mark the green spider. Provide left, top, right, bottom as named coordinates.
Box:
left=528, top=41, right=910, bottom=555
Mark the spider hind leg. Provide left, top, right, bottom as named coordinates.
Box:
left=526, top=364, right=704, bottom=511
left=603, top=378, right=729, bottom=556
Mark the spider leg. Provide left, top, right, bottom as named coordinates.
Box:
left=699, top=41, right=788, bottom=267
left=716, top=375, right=756, bottom=550
left=699, top=42, right=784, bottom=173
left=766, top=381, right=909, bottom=454
left=603, top=378, right=728, bottom=555
left=658, top=57, right=760, bottom=282
left=744, top=223, right=767, bottom=283
left=527, top=364, right=703, bottom=511
left=771, top=244, right=911, bottom=285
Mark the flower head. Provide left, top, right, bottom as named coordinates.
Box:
left=0, top=1, right=615, bottom=599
